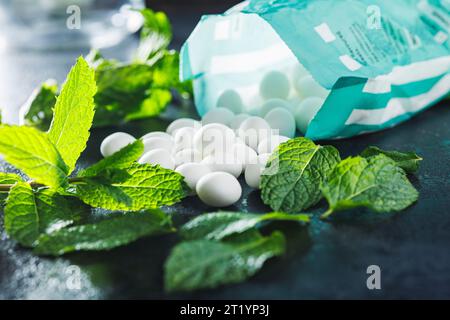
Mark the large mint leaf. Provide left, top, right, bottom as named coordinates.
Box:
left=164, top=230, right=285, bottom=292
left=181, top=211, right=309, bottom=241
left=0, top=125, right=68, bottom=189
left=47, top=57, right=97, bottom=173
left=361, top=146, right=422, bottom=174
left=261, top=137, right=340, bottom=213
left=321, top=155, right=419, bottom=218
left=4, top=181, right=87, bottom=247
left=78, top=140, right=144, bottom=178
left=76, top=163, right=188, bottom=211
left=20, top=80, right=58, bottom=131
left=34, top=210, right=174, bottom=256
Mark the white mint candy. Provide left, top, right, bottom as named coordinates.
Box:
left=295, top=97, right=325, bottom=134
left=194, top=123, right=236, bottom=157
left=166, top=118, right=200, bottom=135
left=143, top=137, right=174, bottom=154
left=230, top=113, right=250, bottom=130
left=196, top=172, right=242, bottom=207
left=216, top=90, right=243, bottom=114
left=245, top=153, right=271, bottom=189
left=141, top=131, right=172, bottom=141
left=264, top=107, right=296, bottom=138
left=231, top=143, right=258, bottom=169
left=175, top=163, right=212, bottom=191
left=139, top=149, right=175, bottom=170
left=174, top=148, right=202, bottom=167
left=294, top=75, right=329, bottom=99
left=100, top=132, right=136, bottom=157
left=259, top=71, right=290, bottom=100
left=202, top=107, right=235, bottom=126
left=260, top=98, right=293, bottom=117
left=173, top=127, right=197, bottom=152
left=238, top=116, right=272, bottom=150
left=201, top=153, right=243, bottom=178
left=257, top=135, right=290, bottom=154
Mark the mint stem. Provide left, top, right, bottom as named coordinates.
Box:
left=0, top=177, right=86, bottom=192
left=320, top=208, right=334, bottom=220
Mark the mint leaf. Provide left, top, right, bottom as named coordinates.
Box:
left=261, top=137, right=340, bottom=213
left=164, top=230, right=285, bottom=292
left=321, top=155, right=419, bottom=218
left=4, top=181, right=87, bottom=247
left=0, top=125, right=68, bottom=189
left=124, top=88, right=172, bottom=121
left=93, top=62, right=155, bottom=126
left=76, top=163, right=188, bottom=211
left=0, top=173, right=21, bottom=203
left=47, top=57, right=97, bottom=174
left=34, top=210, right=174, bottom=256
left=361, top=146, right=422, bottom=174
left=78, top=140, right=144, bottom=178
left=20, top=80, right=58, bottom=131
left=181, top=211, right=309, bottom=241
left=135, top=8, right=172, bottom=63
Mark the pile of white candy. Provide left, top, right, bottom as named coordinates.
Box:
left=100, top=66, right=326, bottom=207
left=101, top=116, right=289, bottom=208
left=214, top=64, right=330, bottom=135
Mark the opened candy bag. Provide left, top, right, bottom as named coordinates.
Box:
left=181, top=0, right=450, bottom=140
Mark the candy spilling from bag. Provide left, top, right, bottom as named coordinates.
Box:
left=180, top=0, right=450, bottom=140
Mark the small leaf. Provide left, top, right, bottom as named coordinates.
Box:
left=76, top=163, right=188, bottom=211
left=361, top=146, right=422, bottom=174
left=0, top=173, right=21, bottom=203
left=4, top=181, right=87, bottom=247
left=0, top=125, right=69, bottom=189
left=261, top=137, right=340, bottom=213
left=164, top=230, right=285, bottom=292
left=134, top=8, right=172, bottom=63
left=47, top=57, right=97, bottom=174
left=19, top=80, right=58, bottom=131
left=78, top=140, right=144, bottom=178
left=321, top=155, right=419, bottom=218
left=181, top=211, right=309, bottom=241
left=34, top=210, right=174, bottom=256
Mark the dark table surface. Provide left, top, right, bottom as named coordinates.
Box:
left=1, top=3, right=450, bottom=300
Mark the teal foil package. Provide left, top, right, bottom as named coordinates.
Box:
left=181, top=0, right=450, bottom=140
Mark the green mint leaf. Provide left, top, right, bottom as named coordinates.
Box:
left=261, top=137, right=341, bottom=213
left=124, top=88, right=172, bottom=121
left=34, top=210, right=174, bottom=256
left=164, top=230, right=285, bottom=292
left=0, top=173, right=22, bottom=203
left=75, top=163, right=188, bottom=211
left=78, top=140, right=144, bottom=178
left=180, top=211, right=310, bottom=241
left=361, top=146, right=422, bottom=174
left=47, top=57, right=97, bottom=174
left=0, top=173, right=21, bottom=185
left=4, top=181, right=87, bottom=247
left=0, top=125, right=68, bottom=189
left=20, top=80, right=58, bottom=131
left=134, top=8, right=172, bottom=63
left=93, top=62, right=155, bottom=126
left=321, top=155, right=419, bottom=218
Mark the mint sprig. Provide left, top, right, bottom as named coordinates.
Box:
left=21, top=8, right=192, bottom=130
left=0, top=56, right=188, bottom=255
